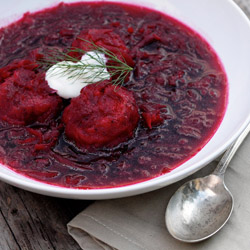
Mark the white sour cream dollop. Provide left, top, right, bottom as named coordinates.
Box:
left=45, top=51, right=110, bottom=99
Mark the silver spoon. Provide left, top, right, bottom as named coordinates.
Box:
left=165, top=122, right=250, bottom=243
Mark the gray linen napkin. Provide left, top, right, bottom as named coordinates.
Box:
left=67, top=132, right=250, bottom=250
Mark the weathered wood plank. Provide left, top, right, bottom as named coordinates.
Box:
left=0, top=208, right=20, bottom=250
left=0, top=181, right=92, bottom=250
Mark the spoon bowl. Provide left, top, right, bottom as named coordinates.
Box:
left=166, top=174, right=233, bottom=242
left=166, top=121, right=250, bottom=242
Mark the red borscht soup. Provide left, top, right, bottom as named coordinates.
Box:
left=0, top=2, right=228, bottom=188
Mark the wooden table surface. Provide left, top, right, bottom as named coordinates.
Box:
left=0, top=0, right=250, bottom=249
left=0, top=182, right=92, bottom=250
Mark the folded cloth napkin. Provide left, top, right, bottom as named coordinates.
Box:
left=67, top=133, right=250, bottom=250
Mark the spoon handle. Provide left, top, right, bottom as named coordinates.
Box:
left=213, top=122, right=250, bottom=176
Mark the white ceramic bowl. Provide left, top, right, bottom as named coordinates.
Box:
left=0, top=0, right=250, bottom=199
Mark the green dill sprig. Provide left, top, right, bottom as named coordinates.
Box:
left=39, top=39, right=133, bottom=88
